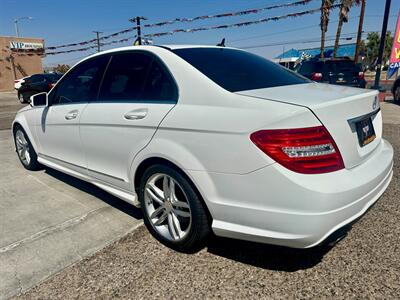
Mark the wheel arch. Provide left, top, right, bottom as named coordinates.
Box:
left=12, top=118, right=39, bottom=154
left=133, top=156, right=214, bottom=221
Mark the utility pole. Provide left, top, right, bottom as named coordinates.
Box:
left=129, top=16, right=147, bottom=45
left=354, top=0, right=366, bottom=63
left=373, top=0, right=391, bottom=90
left=93, top=31, right=102, bottom=52
left=136, top=17, right=142, bottom=45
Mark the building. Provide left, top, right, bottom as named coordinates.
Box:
left=274, top=43, right=356, bottom=69
left=0, top=36, right=45, bottom=91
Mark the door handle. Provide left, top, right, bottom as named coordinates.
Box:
left=124, top=108, right=148, bottom=120
left=65, top=110, right=78, bottom=120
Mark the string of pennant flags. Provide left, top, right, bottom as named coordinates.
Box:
left=143, top=5, right=340, bottom=38
left=44, top=4, right=339, bottom=55
left=129, top=0, right=314, bottom=27
left=6, top=1, right=340, bottom=57
left=45, top=0, right=315, bottom=50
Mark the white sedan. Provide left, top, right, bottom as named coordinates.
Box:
left=12, top=45, right=393, bottom=252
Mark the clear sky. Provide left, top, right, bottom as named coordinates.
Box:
left=1, top=0, right=399, bottom=67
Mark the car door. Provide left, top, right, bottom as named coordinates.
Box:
left=35, top=55, right=110, bottom=173
left=80, top=51, right=178, bottom=190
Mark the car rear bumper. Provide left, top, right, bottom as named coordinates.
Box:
left=188, top=138, right=393, bottom=248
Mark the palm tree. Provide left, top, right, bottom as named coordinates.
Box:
left=333, top=0, right=360, bottom=58
left=320, top=0, right=335, bottom=59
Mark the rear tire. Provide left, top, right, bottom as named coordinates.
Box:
left=13, top=126, right=42, bottom=171
left=139, top=164, right=210, bottom=253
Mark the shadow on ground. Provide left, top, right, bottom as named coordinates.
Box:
left=206, top=235, right=336, bottom=272
left=384, top=99, right=399, bottom=106
left=44, top=167, right=142, bottom=219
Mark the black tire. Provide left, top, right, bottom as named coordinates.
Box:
left=21, top=92, right=29, bottom=103
left=13, top=125, right=42, bottom=171
left=139, top=164, right=211, bottom=253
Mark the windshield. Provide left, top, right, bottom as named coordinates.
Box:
left=172, top=48, right=310, bottom=92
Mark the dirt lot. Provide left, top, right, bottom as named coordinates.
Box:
left=14, top=123, right=400, bottom=299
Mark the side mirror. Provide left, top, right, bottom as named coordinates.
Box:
left=30, top=92, right=48, bottom=107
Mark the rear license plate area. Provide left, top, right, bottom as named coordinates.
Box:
left=356, top=117, right=376, bottom=147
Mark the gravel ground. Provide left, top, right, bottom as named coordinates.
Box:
left=16, top=124, right=400, bottom=299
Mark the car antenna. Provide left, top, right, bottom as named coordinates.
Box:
left=216, top=38, right=225, bottom=47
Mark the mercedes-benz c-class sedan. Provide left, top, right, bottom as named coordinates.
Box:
left=12, top=45, right=393, bottom=252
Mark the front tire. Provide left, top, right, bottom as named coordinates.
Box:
left=139, top=164, right=210, bottom=253
left=17, top=92, right=25, bottom=103
left=13, top=126, right=41, bottom=170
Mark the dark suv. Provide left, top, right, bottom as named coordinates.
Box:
left=18, top=73, right=62, bottom=103
left=295, top=58, right=366, bottom=88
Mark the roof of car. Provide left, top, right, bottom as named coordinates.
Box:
left=77, top=44, right=241, bottom=66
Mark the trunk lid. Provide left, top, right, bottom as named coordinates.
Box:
left=238, top=83, right=381, bottom=169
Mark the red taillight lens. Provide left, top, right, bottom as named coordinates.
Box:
left=311, top=72, right=323, bottom=81
left=250, top=126, right=345, bottom=174
left=358, top=72, right=364, bottom=79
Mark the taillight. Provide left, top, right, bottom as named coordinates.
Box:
left=358, top=72, right=364, bottom=79
left=14, top=80, right=19, bottom=83
left=250, top=126, right=345, bottom=174
left=311, top=72, right=323, bottom=81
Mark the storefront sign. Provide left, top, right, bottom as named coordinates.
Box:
left=388, top=13, right=400, bottom=79
left=9, top=41, right=44, bottom=50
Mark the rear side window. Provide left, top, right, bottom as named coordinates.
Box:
left=172, top=48, right=309, bottom=92
left=142, top=60, right=177, bottom=101
left=98, top=52, right=177, bottom=102
left=50, top=56, right=109, bottom=105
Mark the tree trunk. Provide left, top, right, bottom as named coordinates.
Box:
left=333, top=16, right=343, bottom=58
left=354, top=0, right=366, bottom=63
left=333, top=15, right=344, bottom=58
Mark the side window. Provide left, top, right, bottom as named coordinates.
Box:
left=50, top=56, right=109, bottom=105
left=30, top=75, right=44, bottom=83
left=98, top=53, right=152, bottom=101
left=142, top=60, right=177, bottom=101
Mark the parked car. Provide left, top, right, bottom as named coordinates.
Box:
left=14, top=76, right=29, bottom=91
left=12, top=46, right=393, bottom=252
left=392, top=75, right=400, bottom=102
left=295, top=58, right=366, bottom=88
left=18, top=73, right=62, bottom=103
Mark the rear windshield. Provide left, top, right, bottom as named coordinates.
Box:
left=325, top=60, right=361, bottom=72
left=172, top=48, right=309, bottom=92
left=44, top=73, right=62, bottom=82
left=299, top=61, right=324, bottom=74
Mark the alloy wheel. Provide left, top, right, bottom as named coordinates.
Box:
left=15, top=130, right=31, bottom=166
left=144, top=173, right=192, bottom=241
